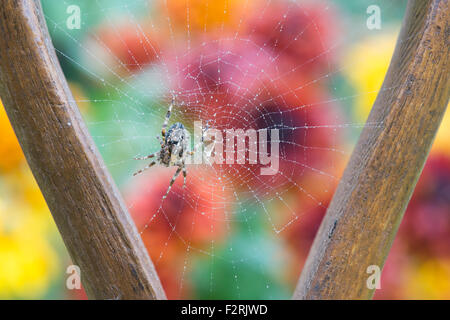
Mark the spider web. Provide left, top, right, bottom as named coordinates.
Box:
left=42, top=0, right=407, bottom=299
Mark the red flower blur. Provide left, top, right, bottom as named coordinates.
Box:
left=88, top=20, right=160, bottom=75
left=376, top=153, right=450, bottom=299
left=246, top=1, right=339, bottom=77
left=399, top=153, right=450, bottom=258
left=164, top=1, right=343, bottom=198
left=125, top=167, right=232, bottom=298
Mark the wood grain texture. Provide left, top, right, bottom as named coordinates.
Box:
left=294, top=0, right=449, bottom=299
left=0, top=0, right=166, bottom=299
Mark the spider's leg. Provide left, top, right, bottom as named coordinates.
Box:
left=201, top=120, right=210, bottom=143
left=134, top=152, right=159, bottom=160
left=162, top=166, right=182, bottom=200
left=156, top=135, right=164, bottom=146
left=161, top=102, right=173, bottom=137
left=133, top=161, right=156, bottom=176
left=182, top=162, right=187, bottom=188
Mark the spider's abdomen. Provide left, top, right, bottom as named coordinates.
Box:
left=162, top=122, right=190, bottom=166
left=166, top=123, right=187, bottom=148
left=167, top=122, right=185, bottom=136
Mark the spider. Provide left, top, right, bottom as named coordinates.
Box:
left=133, top=101, right=209, bottom=199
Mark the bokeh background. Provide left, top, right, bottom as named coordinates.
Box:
left=1, top=0, right=449, bottom=299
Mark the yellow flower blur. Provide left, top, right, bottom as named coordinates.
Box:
left=404, top=259, right=450, bottom=299
left=343, top=32, right=397, bottom=122
left=344, top=32, right=450, bottom=155
left=432, top=107, right=450, bottom=156
left=0, top=171, right=60, bottom=299
left=0, top=99, right=60, bottom=299
left=0, top=101, right=24, bottom=171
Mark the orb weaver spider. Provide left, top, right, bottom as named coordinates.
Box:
left=133, top=100, right=209, bottom=199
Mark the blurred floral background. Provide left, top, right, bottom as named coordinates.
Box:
left=0, top=0, right=449, bottom=299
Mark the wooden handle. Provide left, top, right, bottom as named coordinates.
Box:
left=0, top=0, right=166, bottom=299
left=294, top=0, right=449, bottom=299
